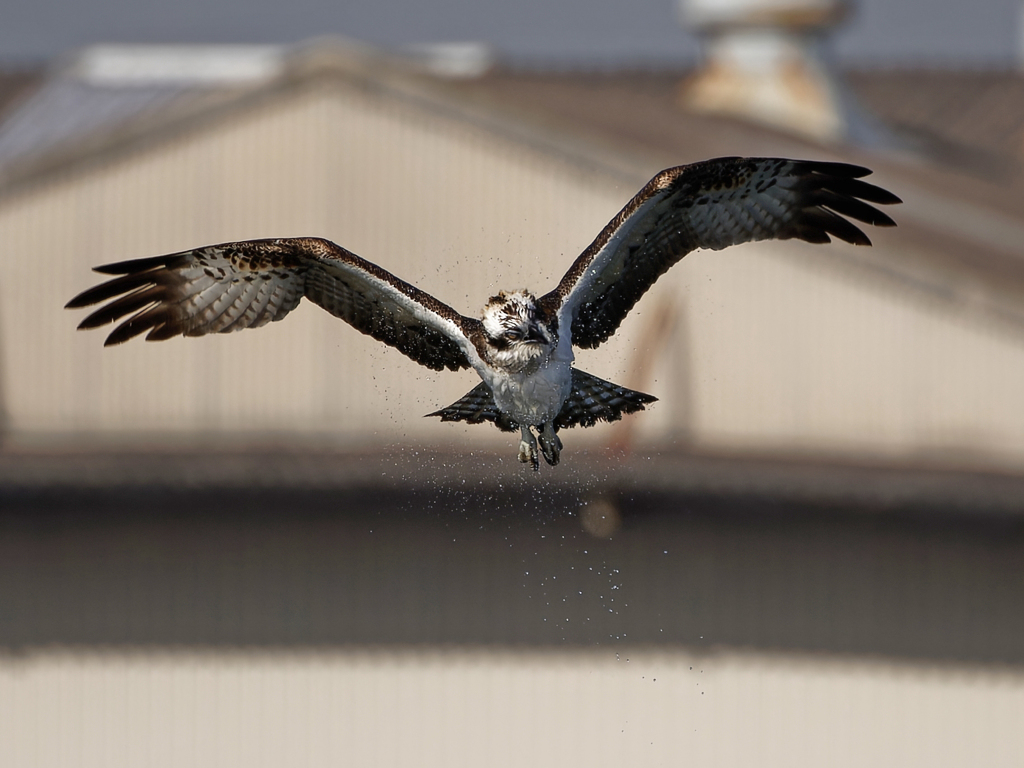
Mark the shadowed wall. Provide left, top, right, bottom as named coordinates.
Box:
left=2, top=485, right=1021, bottom=665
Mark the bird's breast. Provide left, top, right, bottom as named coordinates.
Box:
left=486, top=357, right=573, bottom=427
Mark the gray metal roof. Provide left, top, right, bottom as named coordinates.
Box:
left=0, top=45, right=284, bottom=173
left=0, top=77, right=195, bottom=170
left=0, top=0, right=1020, bottom=69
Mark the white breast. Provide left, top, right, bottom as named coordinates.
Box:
left=476, top=334, right=574, bottom=426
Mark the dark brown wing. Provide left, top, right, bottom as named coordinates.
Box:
left=66, top=237, right=482, bottom=372
left=542, top=157, right=901, bottom=350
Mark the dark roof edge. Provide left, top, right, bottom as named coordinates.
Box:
left=1, top=442, right=1021, bottom=519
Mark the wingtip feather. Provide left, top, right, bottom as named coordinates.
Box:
left=93, top=254, right=179, bottom=275
left=805, top=160, right=873, bottom=179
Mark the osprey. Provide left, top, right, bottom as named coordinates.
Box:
left=67, top=157, right=900, bottom=469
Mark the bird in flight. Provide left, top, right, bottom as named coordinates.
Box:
left=67, top=156, right=900, bottom=469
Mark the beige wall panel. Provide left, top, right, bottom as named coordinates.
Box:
left=0, top=83, right=626, bottom=445
left=0, top=648, right=1021, bottom=768
left=2, top=80, right=1024, bottom=465
left=657, top=241, right=1024, bottom=466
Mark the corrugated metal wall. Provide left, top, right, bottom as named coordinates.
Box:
left=2, top=648, right=1021, bottom=768
left=0, top=80, right=627, bottom=443
left=1, top=74, right=1024, bottom=466
left=1, top=485, right=1021, bottom=768
left=653, top=240, right=1024, bottom=466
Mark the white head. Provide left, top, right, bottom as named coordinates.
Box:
left=480, top=290, right=556, bottom=373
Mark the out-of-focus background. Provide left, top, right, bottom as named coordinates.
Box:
left=1, top=1, right=1023, bottom=766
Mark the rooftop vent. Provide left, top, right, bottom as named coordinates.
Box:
left=678, top=0, right=879, bottom=144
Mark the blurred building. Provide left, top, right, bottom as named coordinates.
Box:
left=2, top=38, right=1024, bottom=470
left=0, top=34, right=1023, bottom=768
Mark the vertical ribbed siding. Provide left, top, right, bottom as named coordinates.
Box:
left=660, top=240, right=1024, bottom=465
left=1, top=78, right=1024, bottom=465
left=0, top=82, right=625, bottom=442
left=0, top=649, right=1021, bottom=768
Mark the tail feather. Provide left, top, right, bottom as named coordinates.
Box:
left=553, top=369, right=656, bottom=430
left=426, top=382, right=519, bottom=432
left=426, top=369, right=656, bottom=433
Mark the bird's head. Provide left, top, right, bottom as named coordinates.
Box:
left=480, top=290, right=556, bottom=373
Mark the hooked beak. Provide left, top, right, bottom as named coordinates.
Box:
left=525, top=325, right=547, bottom=345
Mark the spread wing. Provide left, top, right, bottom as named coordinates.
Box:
left=66, top=237, right=481, bottom=372
left=543, top=157, right=902, bottom=350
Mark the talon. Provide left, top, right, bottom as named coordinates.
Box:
left=518, top=426, right=540, bottom=470
left=537, top=423, right=561, bottom=466
left=516, top=438, right=540, bottom=468
left=518, top=441, right=539, bottom=470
